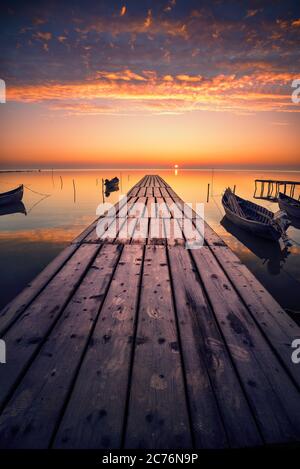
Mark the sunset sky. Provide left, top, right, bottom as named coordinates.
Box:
left=0, top=0, right=299, bottom=169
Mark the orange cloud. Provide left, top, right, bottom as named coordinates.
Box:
left=120, top=5, right=127, bottom=17
left=34, top=31, right=52, bottom=41
left=7, top=70, right=300, bottom=116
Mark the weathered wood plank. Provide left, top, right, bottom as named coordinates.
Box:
left=168, top=246, right=262, bottom=448
left=124, top=246, right=192, bottom=449
left=0, top=244, right=121, bottom=449
left=137, top=187, right=146, bottom=197
left=146, top=187, right=153, bottom=197
left=153, top=187, right=162, bottom=198
left=191, top=247, right=300, bottom=444
left=0, top=244, right=99, bottom=411
left=148, top=218, right=165, bottom=245
left=210, top=245, right=300, bottom=388
left=53, top=245, right=143, bottom=449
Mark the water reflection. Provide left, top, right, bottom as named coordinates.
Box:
left=0, top=169, right=299, bottom=314
left=0, top=201, right=26, bottom=217
left=220, top=216, right=290, bottom=275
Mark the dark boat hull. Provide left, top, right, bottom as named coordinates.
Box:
left=278, top=193, right=300, bottom=219
left=0, top=185, right=24, bottom=206
left=223, top=206, right=281, bottom=241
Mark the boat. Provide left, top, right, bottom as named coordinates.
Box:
left=222, top=188, right=290, bottom=245
left=104, top=177, right=119, bottom=187
left=0, top=185, right=24, bottom=206
left=103, top=177, right=119, bottom=197
left=278, top=192, right=300, bottom=219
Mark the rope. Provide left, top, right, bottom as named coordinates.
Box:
left=24, top=185, right=51, bottom=197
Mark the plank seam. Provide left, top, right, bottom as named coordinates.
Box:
left=49, top=244, right=124, bottom=448
left=120, top=244, right=146, bottom=448
left=187, top=248, right=266, bottom=444
left=0, top=244, right=103, bottom=417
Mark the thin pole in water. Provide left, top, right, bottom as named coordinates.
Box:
left=102, top=178, right=105, bottom=204
left=60, top=176, right=63, bottom=190
left=233, top=185, right=236, bottom=194
left=73, top=179, right=76, bottom=203
left=207, top=183, right=210, bottom=203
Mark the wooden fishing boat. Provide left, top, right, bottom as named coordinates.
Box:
left=0, top=185, right=24, bottom=206
left=222, top=188, right=290, bottom=244
left=104, top=177, right=119, bottom=187
left=278, top=192, right=300, bottom=219
left=103, top=177, right=119, bottom=197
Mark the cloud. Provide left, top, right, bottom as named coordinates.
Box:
left=245, top=9, right=259, bottom=18
left=7, top=69, right=300, bottom=116
left=34, top=31, right=52, bottom=41
left=120, top=6, right=127, bottom=17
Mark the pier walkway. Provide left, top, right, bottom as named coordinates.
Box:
left=0, top=175, right=299, bottom=449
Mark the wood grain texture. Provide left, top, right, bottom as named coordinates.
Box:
left=124, top=246, right=192, bottom=449
left=53, top=245, right=143, bottom=449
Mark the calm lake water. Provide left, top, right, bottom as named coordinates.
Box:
left=0, top=169, right=299, bottom=322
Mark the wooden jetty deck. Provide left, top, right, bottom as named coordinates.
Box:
left=0, top=175, right=300, bottom=449
left=254, top=178, right=300, bottom=200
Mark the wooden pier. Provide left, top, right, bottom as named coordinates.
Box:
left=0, top=175, right=299, bottom=449
left=254, top=178, right=300, bottom=200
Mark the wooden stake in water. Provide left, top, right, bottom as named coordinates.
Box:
left=73, top=179, right=76, bottom=203
left=207, top=183, right=210, bottom=202
left=60, top=176, right=63, bottom=190
left=102, top=178, right=105, bottom=204
left=233, top=185, right=236, bottom=194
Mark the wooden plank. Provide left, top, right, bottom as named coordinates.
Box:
left=127, top=187, right=139, bottom=197
left=0, top=244, right=78, bottom=337
left=160, top=187, right=170, bottom=198
left=84, top=198, right=137, bottom=244
left=146, top=187, right=153, bottom=197
left=137, top=187, right=146, bottom=197
left=153, top=187, right=161, bottom=198
left=115, top=218, right=138, bottom=244
left=131, top=218, right=149, bottom=244
left=142, top=176, right=150, bottom=187
left=210, top=245, right=300, bottom=388
left=128, top=197, right=147, bottom=218
left=191, top=247, right=300, bottom=444
left=168, top=246, right=262, bottom=448
left=148, top=218, right=165, bottom=245
left=0, top=244, right=121, bottom=449
left=0, top=244, right=100, bottom=411
left=53, top=245, right=143, bottom=449
left=164, top=219, right=185, bottom=246
left=124, top=246, right=192, bottom=449
left=145, top=196, right=156, bottom=218
left=156, top=175, right=168, bottom=188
